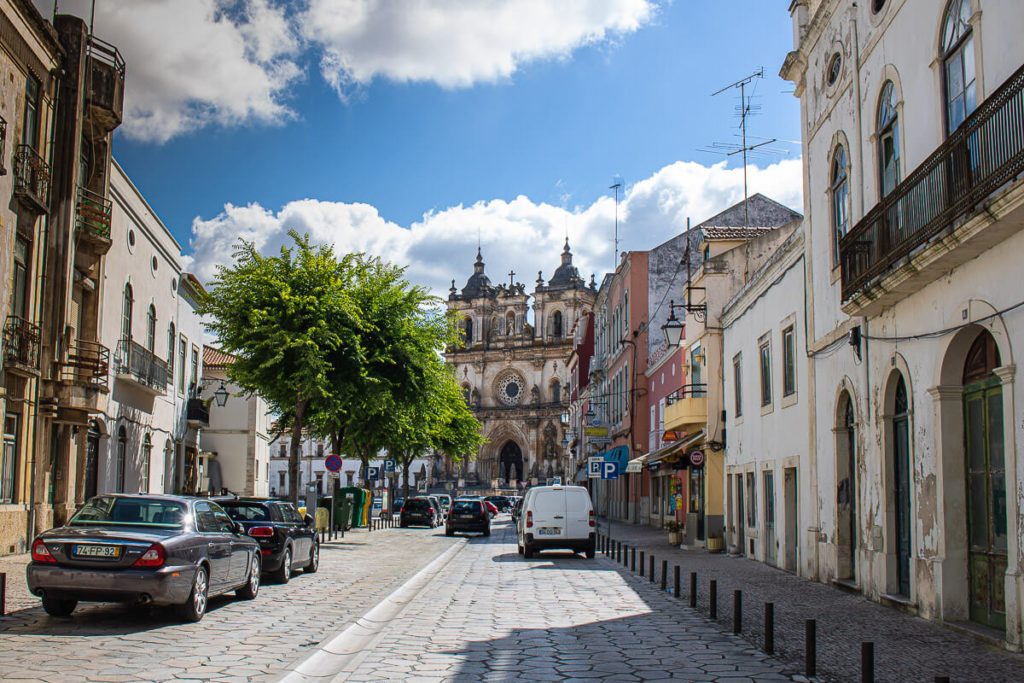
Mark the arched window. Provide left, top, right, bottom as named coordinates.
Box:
left=464, top=317, right=473, bottom=343
left=121, top=284, right=133, bottom=344
left=941, top=0, right=975, bottom=133
left=146, top=304, right=157, bottom=352
left=830, top=145, right=850, bottom=262
left=877, top=81, right=901, bottom=198
left=116, top=426, right=128, bottom=492
left=552, top=380, right=561, bottom=404
left=461, top=383, right=472, bottom=403
left=552, top=311, right=563, bottom=338
left=167, top=323, right=176, bottom=375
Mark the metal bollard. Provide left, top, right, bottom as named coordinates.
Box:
left=689, top=571, right=697, bottom=608
left=673, top=565, right=680, bottom=598
left=639, top=550, right=645, bottom=575
left=862, top=642, right=874, bottom=683
left=631, top=548, right=637, bottom=572
left=765, top=603, right=774, bottom=654
left=649, top=555, right=655, bottom=582
left=709, top=579, right=718, bottom=619
left=733, top=590, right=742, bottom=634
left=661, top=559, right=667, bottom=590
left=805, top=619, right=817, bottom=678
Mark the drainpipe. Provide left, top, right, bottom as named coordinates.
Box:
left=851, top=3, right=866, bottom=218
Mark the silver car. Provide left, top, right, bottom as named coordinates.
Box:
left=26, top=494, right=261, bottom=621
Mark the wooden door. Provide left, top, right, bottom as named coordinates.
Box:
left=893, top=376, right=911, bottom=597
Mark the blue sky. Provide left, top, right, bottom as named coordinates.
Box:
left=45, top=1, right=802, bottom=294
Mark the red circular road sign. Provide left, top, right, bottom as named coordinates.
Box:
left=689, top=450, right=705, bottom=467
left=325, top=454, right=343, bottom=472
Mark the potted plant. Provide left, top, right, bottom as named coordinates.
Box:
left=664, top=519, right=684, bottom=545
left=707, top=529, right=724, bottom=553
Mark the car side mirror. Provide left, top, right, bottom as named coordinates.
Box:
left=234, top=522, right=245, bottom=535
left=304, top=514, right=314, bottom=527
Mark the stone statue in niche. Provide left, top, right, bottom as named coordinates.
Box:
left=531, top=385, right=540, bottom=404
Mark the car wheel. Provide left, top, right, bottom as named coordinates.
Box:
left=305, top=542, right=320, bottom=574
left=272, top=546, right=292, bottom=584
left=400, top=521, right=408, bottom=528
left=517, top=543, right=524, bottom=555
left=177, top=566, right=209, bottom=623
left=237, top=554, right=261, bottom=599
left=41, top=594, right=77, bottom=617
left=585, top=545, right=596, bottom=559
left=523, top=544, right=534, bottom=559
left=445, top=527, right=453, bottom=537
left=483, top=526, right=490, bottom=537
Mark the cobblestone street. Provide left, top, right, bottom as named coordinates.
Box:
left=0, top=527, right=459, bottom=683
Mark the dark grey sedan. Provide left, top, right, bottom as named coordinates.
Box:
left=26, top=494, right=261, bottom=622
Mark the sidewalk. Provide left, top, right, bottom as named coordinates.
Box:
left=0, top=552, right=33, bottom=614
left=598, top=518, right=1024, bottom=683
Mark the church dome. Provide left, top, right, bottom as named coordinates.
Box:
left=545, top=239, right=584, bottom=290
left=461, top=248, right=493, bottom=298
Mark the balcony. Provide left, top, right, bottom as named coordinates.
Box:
left=84, top=35, right=125, bottom=134
left=75, top=186, right=112, bottom=254
left=664, top=384, right=708, bottom=432
left=840, top=63, right=1024, bottom=314
left=2, top=316, right=40, bottom=375
left=56, top=340, right=110, bottom=416
left=588, top=354, right=606, bottom=381
left=13, top=145, right=50, bottom=214
left=114, top=339, right=169, bottom=394
left=186, top=397, right=210, bottom=427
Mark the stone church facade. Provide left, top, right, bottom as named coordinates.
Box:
left=445, top=242, right=595, bottom=487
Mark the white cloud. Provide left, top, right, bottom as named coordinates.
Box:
left=301, top=0, right=657, bottom=94
left=43, top=0, right=302, bottom=143
left=188, top=158, right=803, bottom=297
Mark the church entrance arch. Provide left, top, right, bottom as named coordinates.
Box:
left=499, top=440, right=523, bottom=483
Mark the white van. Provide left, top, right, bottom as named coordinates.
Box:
left=516, top=485, right=596, bottom=558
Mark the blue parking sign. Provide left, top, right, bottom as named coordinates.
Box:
left=366, top=466, right=380, bottom=481
left=383, top=459, right=396, bottom=472
left=601, top=462, right=620, bottom=480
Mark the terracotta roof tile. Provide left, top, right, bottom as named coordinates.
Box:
left=203, top=345, right=236, bottom=369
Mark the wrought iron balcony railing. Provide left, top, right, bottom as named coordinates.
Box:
left=840, top=63, right=1024, bottom=301
left=2, top=315, right=41, bottom=372
left=85, top=34, right=125, bottom=132
left=76, top=186, right=112, bottom=241
left=186, top=397, right=210, bottom=425
left=115, top=339, right=169, bottom=391
left=13, top=144, right=50, bottom=213
left=666, top=383, right=708, bottom=405
left=59, top=339, right=110, bottom=391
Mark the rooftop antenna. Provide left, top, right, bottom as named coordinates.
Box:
left=609, top=180, right=622, bottom=269
left=700, top=68, right=787, bottom=229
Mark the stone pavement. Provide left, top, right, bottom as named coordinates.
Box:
left=0, top=526, right=460, bottom=682
left=329, top=516, right=794, bottom=681
left=596, top=519, right=1024, bottom=683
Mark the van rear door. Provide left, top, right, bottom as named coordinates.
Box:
left=565, top=487, right=594, bottom=540
left=531, top=488, right=567, bottom=538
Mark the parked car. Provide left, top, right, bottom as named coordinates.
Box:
left=26, top=494, right=261, bottom=622
left=445, top=500, right=490, bottom=536
left=220, top=498, right=318, bottom=584
left=427, top=496, right=445, bottom=525
left=485, top=495, right=511, bottom=512
left=400, top=497, right=439, bottom=527
left=483, top=501, right=499, bottom=518
left=432, top=494, right=453, bottom=514
left=517, top=485, right=596, bottom=558
left=511, top=497, right=524, bottom=523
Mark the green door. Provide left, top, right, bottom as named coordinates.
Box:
left=964, top=378, right=1007, bottom=630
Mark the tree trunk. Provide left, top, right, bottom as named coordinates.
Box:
left=289, top=399, right=308, bottom=504
left=402, top=457, right=412, bottom=502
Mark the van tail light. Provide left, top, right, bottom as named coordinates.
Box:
left=400, top=506, right=405, bottom=513
left=526, top=510, right=533, bottom=528
left=589, top=510, right=596, bottom=527
left=132, top=543, right=166, bottom=568
left=31, top=539, right=56, bottom=563
left=248, top=526, right=274, bottom=538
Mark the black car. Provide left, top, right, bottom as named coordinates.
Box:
left=445, top=500, right=490, bottom=536
left=400, top=497, right=439, bottom=528
left=220, top=498, right=318, bottom=584
left=26, top=495, right=260, bottom=622
left=485, top=495, right=511, bottom=512
left=392, top=497, right=404, bottom=513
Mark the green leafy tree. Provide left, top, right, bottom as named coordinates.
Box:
left=202, top=231, right=364, bottom=503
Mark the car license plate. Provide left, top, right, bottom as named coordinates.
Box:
left=73, top=544, right=121, bottom=558
left=537, top=527, right=561, bottom=536
left=459, top=514, right=475, bottom=519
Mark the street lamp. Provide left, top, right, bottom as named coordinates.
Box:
left=662, top=301, right=684, bottom=347
left=213, top=381, right=230, bottom=407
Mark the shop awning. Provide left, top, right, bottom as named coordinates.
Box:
left=625, top=457, right=645, bottom=473
left=647, top=429, right=706, bottom=467
left=594, top=445, right=629, bottom=470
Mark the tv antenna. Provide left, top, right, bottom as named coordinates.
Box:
left=609, top=180, right=622, bottom=270
left=699, top=68, right=787, bottom=228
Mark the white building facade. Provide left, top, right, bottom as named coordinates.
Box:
left=782, top=0, right=1024, bottom=646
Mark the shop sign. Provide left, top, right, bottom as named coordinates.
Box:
left=689, top=450, right=705, bottom=467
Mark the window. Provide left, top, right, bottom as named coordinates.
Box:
left=464, top=317, right=473, bottom=343
left=830, top=145, right=850, bottom=262
left=552, top=311, right=562, bottom=337
left=140, top=434, right=152, bottom=494
left=746, top=472, right=756, bottom=527
left=782, top=325, right=797, bottom=397
left=733, top=354, right=743, bottom=417
left=178, top=337, right=187, bottom=394
left=759, top=338, right=772, bottom=407
left=317, top=443, right=324, bottom=458
left=145, top=305, right=156, bottom=352
left=121, top=284, right=133, bottom=343
left=10, top=237, right=30, bottom=318
left=279, top=471, right=286, bottom=489
left=877, top=81, right=901, bottom=198
left=942, top=0, right=976, bottom=133
left=552, top=380, right=560, bottom=404
left=872, top=0, right=886, bottom=13
left=22, top=76, right=40, bottom=148
left=116, top=426, right=127, bottom=492
left=279, top=444, right=286, bottom=458
left=826, top=53, right=842, bottom=87
left=2, top=414, right=19, bottom=504
left=167, top=324, right=175, bottom=375
left=190, top=346, right=199, bottom=395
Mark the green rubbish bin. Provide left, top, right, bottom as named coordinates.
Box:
left=338, top=486, right=368, bottom=527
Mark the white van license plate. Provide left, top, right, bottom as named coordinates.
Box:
left=537, top=527, right=561, bottom=536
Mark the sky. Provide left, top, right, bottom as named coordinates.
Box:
left=40, top=0, right=803, bottom=297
